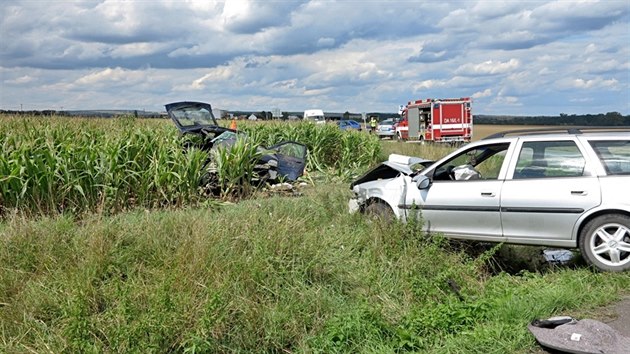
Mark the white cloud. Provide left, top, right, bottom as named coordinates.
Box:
left=538, top=67, right=555, bottom=75
left=191, top=66, right=236, bottom=89
left=572, top=77, right=619, bottom=90
left=412, top=80, right=444, bottom=91
left=0, top=0, right=628, bottom=115
left=493, top=95, right=521, bottom=106
left=472, top=89, right=492, bottom=99
left=74, top=67, right=150, bottom=87
left=456, top=59, right=520, bottom=76
left=317, top=37, right=335, bottom=47
left=5, top=75, right=35, bottom=84
left=110, top=42, right=169, bottom=58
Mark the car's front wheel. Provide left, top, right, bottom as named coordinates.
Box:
left=579, top=214, right=630, bottom=272
left=364, top=202, right=395, bottom=223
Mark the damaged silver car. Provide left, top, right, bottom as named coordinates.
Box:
left=350, top=127, right=630, bottom=272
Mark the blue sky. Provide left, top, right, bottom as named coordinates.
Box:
left=1, top=0, right=629, bottom=115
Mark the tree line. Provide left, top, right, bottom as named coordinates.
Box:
left=475, top=112, right=630, bottom=126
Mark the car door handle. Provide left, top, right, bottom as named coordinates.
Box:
left=571, top=190, right=588, bottom=196
left=481, top=192, right=495, bottom=197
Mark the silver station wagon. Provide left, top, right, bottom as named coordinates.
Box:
left=349, top=128, right=630, bottom=272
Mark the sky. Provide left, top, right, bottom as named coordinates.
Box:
left=1, top=0, right=629, bottom=116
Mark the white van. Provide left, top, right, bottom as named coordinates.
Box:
left=303, top=109, right=326, bottom=124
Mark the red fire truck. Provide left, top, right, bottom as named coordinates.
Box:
left=396, top=97, right=473, bottom=143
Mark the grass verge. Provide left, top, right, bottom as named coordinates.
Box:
left=1, top=184, right=629, bottom=353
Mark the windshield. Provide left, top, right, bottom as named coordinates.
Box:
left=308, top=115, right=325, bottom=122
left=165, top=102, right=218, bottom=127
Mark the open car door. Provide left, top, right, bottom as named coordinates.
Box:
left=268, top=142, right=307, bottom=181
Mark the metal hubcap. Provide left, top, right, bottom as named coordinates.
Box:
left=590, top=223, right=630, bottom=266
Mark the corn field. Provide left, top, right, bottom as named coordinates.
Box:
left=0, top=116, right=381, bottom=216
left=237, top=121, right=381, bottom=172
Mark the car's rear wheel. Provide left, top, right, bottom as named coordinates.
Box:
left=365, top=202, right=395, bottom=223
left=579, top=214, right=630, bottom=272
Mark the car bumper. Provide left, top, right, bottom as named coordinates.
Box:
left=348, top=198, right=360, bottom=214
left=377, top=131, right=396, bottom=137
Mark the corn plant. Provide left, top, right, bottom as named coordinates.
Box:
left=0, top=117, right=210, bottom=215
left=0, top=116, right=383, bottom=216
left=238, top=122, right=382, bottom=173
left=211, top=137, right=262, bottom=199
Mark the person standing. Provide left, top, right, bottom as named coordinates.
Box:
left=369, top=117, right=378, bottom=134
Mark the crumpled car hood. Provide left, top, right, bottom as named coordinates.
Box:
left=350, top=154, right=433, bottom=188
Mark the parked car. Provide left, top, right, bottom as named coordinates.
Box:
left=165, top=101, right=307, bottom=185
left=337, top=120, right=362, bottom=131
left=349, top=127, right=630, bottom=272
left=376, top=118, right=397, bottom=139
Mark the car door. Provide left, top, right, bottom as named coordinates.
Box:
left=268, top=141, right=307, bottom=181
left=500, top=138, right=601, bottom=243
left=404, top=142, right=512, bottom=239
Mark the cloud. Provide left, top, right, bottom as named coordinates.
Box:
left=317, top=37, right=335, bottom=48
left=571, top=77, right=620, bottom=90
left=472, top=89, right=492, bottom=99
left=456, top=59, right=520, bottom=76
left=220, top=0, right=303, bottom=34
left=494, top=95, right=521, bottom=106
left=5, top=75, right=35, bottom=84
left=408, top=49, right=455, bottom=63
left=74, top=67, right=149, bottom=87
left=179, top=66, right=237, bottom=90
left=0, top=0, right=629, bottom=115
left=412, top=79, right=444, bottom=91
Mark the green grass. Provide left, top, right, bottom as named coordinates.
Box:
left=2, top=117, right=629, bottom=352
left=0, top=116, right=381, bottom=216
left=1, top=184, right=629, bottom=353
left=0, top=116, right=211, bottom=215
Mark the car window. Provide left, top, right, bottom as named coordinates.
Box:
left=589, top=140, right=630, bottom=175
left=270, top=142, right=307, bottom=160
left=432, top=143, right=510, bottom=181
left=172, top=107, right=215, bottom=126
left=513, top=141, right=586, bottom=179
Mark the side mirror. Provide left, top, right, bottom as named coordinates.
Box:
left=413, top=175, right=431, bottom=189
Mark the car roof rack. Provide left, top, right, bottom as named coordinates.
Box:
left=483, top=126, right=630, bottom=140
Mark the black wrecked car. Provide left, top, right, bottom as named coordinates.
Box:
left=165, top=101, right=307, bottom=187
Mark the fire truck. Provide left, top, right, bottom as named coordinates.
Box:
left=396, top=97, right=473, bottom=143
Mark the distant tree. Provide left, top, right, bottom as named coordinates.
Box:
left=343, top=111, right=350, bottom=119
left=605, top=112, right=624, bottom=126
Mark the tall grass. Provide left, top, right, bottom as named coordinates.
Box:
left=238, top=122, right=381, bottom=173
left=0, top=116, right=382, bottom=216
left=1, top=183, right=628, bottom=353
left=212, top=136, right=262, bottom=198
left=0, top=117, right=212, bottom=215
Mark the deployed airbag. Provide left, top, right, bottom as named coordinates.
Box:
left=528, top=317, right=630, bottom=354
